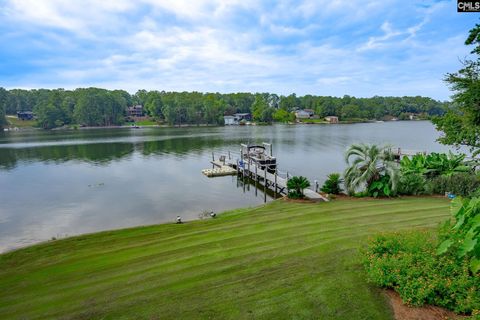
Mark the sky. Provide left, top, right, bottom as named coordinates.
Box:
left=0, top=0, right=478, bottom=100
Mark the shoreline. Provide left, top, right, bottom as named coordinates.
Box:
left=3, top=118, right=430, bottom=132
left=0, top=194, right=447, bottom=255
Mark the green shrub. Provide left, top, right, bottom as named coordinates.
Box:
left=287, top=176, right=310, bottom=199
left=397, top=173, right=426, bottom=195
left=426, top=172, right=480, bottom=197
left=363, top=231, right=480, bottom=314
left=320, top=173, right=343, bottom=194
left=367, top=175, right=393, bottom=197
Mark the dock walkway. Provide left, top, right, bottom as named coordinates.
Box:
left=210, top=158, right=328, bottom=201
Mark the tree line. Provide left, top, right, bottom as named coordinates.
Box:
left=0, top=87, right=449, bottom=129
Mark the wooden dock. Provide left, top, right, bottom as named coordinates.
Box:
left=210, top=157, right=328, bottom=202
left=391, top=148, right=427, bottom=159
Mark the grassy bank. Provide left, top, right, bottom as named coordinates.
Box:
left=0, top=198, right=450, bottom=320
left=5, top=115, right=37, bottom=128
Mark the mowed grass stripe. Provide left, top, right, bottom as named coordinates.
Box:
left=0, top=198, right=450, bottom=320
left=0, top=198, right=445, bottom=279
left=2, top=209, right=448, bottom=310
left=0, top=210, right=446, bottom=312
left=0, top=198, right=440, bottom=266
left=0, top=202, right=447, bottom=292
left=0, top=198, right=448, bottom=278
left=0, top=204, right=444, bottom=298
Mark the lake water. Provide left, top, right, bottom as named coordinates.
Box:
left=0, top=121, right=453, bottom=252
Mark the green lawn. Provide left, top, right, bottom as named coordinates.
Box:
left=5, top=115, right=37, bottom=128
left=0, top=198, right=450, bottom=320
left=131, top=119, right=159, bottom=126
left=298, top=118, right=328, bottom=123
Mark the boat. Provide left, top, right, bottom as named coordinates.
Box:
left=241, top=143, right=277, bottom=173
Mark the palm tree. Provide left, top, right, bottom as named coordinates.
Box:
left=344, top=144, right=399, bottom=195
left=287, top=176, right=311, bottom=199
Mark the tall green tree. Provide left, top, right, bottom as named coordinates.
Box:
left=73, top=88, right=124, bottom=126
left=34, top=89, right=72, bottom=129
left=252, top=94, right=272, bottom=123
left=433, top=23, right=480, bottom=156
left=144, top=91, right=163, bottom=118
left=273, top=108, right=294, bottom=123
left=279, top=94, right=300, bottom=111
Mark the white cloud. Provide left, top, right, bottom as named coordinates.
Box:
left=2, top=0, right=136, bottom=38
left=358, top=22, right=404, bottom=51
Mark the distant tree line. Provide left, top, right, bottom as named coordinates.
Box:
left=0, top=87, right=450, bottom=129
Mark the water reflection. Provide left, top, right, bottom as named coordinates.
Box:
left=0, top=142, right=134, bottom=169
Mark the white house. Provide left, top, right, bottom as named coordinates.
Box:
left=295, top=110, right=312, bottom=119
left=224, top=116, right=236, bottom=125
left=224, top=113, right=252, bottom=125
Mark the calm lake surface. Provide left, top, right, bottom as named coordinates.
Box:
left=0, top=121, right=453, bottom=252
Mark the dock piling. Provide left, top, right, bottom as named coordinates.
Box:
left=264, top=165, right=267, bottom=185
left=274, top=169, right=278, bottom=196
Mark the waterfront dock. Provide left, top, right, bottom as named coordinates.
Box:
left=206, top=146, right=328, bottom=201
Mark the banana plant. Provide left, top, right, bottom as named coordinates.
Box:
left=401, top=152, right=471, bottom=178
left=437, top=197, right=480, bottom=273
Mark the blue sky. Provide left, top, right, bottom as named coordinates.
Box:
left=0, top=0, right=478, bottom=100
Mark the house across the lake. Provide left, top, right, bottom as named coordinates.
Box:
left=127, top=105, right=144, bottom=117
left=17, top=111, right=34, bottom=120
left=235, top=113, right=251, bottom=122
left=295, top=109, right=314, bottom=119
left=224, top=115, right=236, bottom=125
left=224, top=113, right=252, bottom=125
left=325, top=116, right=339, bottom=124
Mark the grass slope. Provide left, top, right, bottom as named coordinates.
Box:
left=0, top=198, right=450, bottom=320
left=6, top=115, right=37, bottom=128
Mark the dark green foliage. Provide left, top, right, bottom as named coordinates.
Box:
left=320, top=173, right=343, bottom=194
left=367, top=175, right=392, bottom=197
left=0, top=86, right=449, bottom=129
left=363, top=231, right=480, bottom=314
left=272, top=108, right=295, bottom=123
left=433, top=24, right=480, bottom=156
left=426, top=173, right=480, bottom=197
left=398, top=151, right=475, bottom=197
left=397, top=173, right=426, bottom=195
left=251, top=94, right=273, bottom=123
left=287, top=176, right=311, bottom=199
left=437, top=197, right=480, bottom=274
left=0, top=88, right=6, bottom=128
left=400, top=152, right=471, bottom=178
left=73, top=88, right=125, bottom=126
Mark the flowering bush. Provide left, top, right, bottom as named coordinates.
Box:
left=363, top=231, right=480, bottom=315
